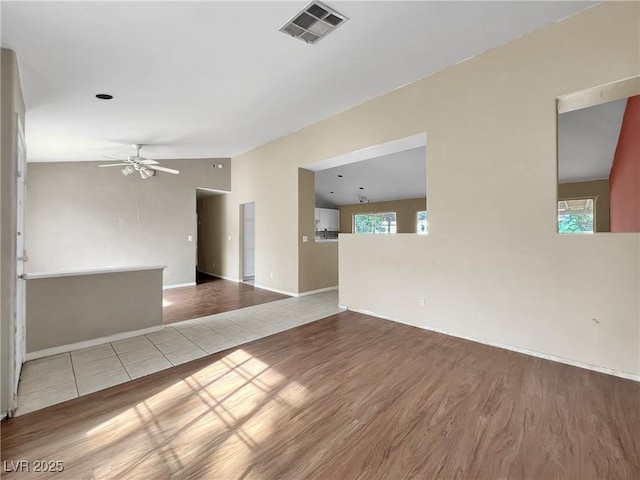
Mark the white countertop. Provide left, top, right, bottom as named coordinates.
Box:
left=26, top=265, right=166, bottom=280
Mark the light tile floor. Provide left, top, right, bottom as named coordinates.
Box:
left=16, top=291, right=342, bottom=415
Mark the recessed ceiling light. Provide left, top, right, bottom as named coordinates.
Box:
left=95, top=94, right=113, bottom=100
left=337, top=174, right=343, bottom=178
left=359, top=187, right=364, bottom=190
left=280, top=1, right=348, bottom=44
left=330, top=191, right=334, bottom=194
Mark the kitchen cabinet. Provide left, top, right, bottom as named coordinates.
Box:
left=315, top=208, right=340, bottom=231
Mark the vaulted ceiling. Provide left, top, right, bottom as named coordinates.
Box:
left=558, top=98, right=627, bottom=183
left=315, top=147, right=426, bottom=206
left=1, top=1, right=594, bottom=162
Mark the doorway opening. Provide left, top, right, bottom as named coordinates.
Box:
left=195, top=188, right=227, bottom=285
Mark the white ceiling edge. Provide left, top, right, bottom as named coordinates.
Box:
left=558, top=177, right=608, bottom=185
left=305, top=132, right=426, bottom=172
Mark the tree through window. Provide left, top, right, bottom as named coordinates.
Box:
left=354, top=212, right=397, bottom=234
left=557, top=198, right=594, bottom=234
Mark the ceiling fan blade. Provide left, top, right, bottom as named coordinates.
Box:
left=102, top=155, right=125, bottom=161
left=98, top=163, right=130, bottom=167
left=137, top=156, right=159, bottom=165
left=147, top=165, right=179, bottom=174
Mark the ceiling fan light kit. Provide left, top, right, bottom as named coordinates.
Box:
left=139, top=167, right=155, bottom=179
left=98, top=144, right=180, bottom=179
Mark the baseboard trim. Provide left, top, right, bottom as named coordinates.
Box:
left=297, top=286, right=338, bottom=297
left=218, top=275, right=241, bottom=282
left=163, top=282, right=196, bottom=290
left=25, top=325, right=165, bottom=361
left=203, top=272, right=241, bottom=283
left=254, top=284, right=296, bottom=297
left=347, top=307, right=640, bottom=382
left=253, top=284, right=338, bottom=298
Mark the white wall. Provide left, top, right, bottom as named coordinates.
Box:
left=26, top=159, right=230, bottom=286
left=219, top=2, right=640, bottom=375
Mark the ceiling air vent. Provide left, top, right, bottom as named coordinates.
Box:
left=280, top=1, right=348, bottom=44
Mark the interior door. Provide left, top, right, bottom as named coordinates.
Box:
left=242, top=202, right=255, bottom=279
left=14, top=115, right=27, bottom=397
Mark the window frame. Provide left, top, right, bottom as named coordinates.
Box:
left=353, top=211, right=397, bottom=234
left=416, top=210, right=428, bottom=235
left=557, top=196, right=596, bottom=234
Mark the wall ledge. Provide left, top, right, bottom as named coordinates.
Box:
left=27, top=265, right=166, bottom=280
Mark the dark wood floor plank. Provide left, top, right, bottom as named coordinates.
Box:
left=1, top=311, right=638, bottom=479
left=162, top=274, right=288, bottom=324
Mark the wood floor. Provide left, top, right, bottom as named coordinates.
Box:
left=163, top=273, right=288, bottom=324
left=2, top=311, right=638, bottom=479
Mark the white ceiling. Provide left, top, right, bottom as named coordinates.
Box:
left=314, top=147, right=426, bottom=206
left=1, top=1, right=594, bottom=163
left=558, top=98, right=627, bottom=183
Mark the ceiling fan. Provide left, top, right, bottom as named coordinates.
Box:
left=98, top=144, right=179, bottom=179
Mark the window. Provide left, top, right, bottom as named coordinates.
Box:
left=417, top=211, right=428, bottom=234
left=354, top=212, right=397, bottom=234
left=558, top=198, right=594, bottom=234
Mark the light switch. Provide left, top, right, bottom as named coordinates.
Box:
left=302, top=235, right=308, bottom=242
left=228, top=235, right=231, bottom=241
left=187, top=235, right=193, bottom=242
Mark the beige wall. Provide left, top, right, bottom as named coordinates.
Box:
left=26, top=268, right=163, bottom=353
left=214, top=149, right=300, bottom=292
left=217, top=2, right=639, bottom=374
left=339, top=197, right=427, bottom=234
left=1, top=49, right=25, bottom=415
left=299, top=168, right=338, bottom=292
left=26, top=158, right=230, bottom=286
left=558, top=179, right=610, bottom=232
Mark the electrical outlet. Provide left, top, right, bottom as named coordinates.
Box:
left=212, top=261, right=216, bottom=268
left=419, top=296, right=426, bottom=307
left=302, top=235, right=308, bottom=243
left=270, top=272, right=274, bottom=279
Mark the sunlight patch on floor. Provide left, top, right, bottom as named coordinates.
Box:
left=86, top=348, right=309, bottom=477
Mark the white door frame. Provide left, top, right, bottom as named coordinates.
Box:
left=241, top=202, right=255, bottom=281
left=13, top=113, right=27, bottom=403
